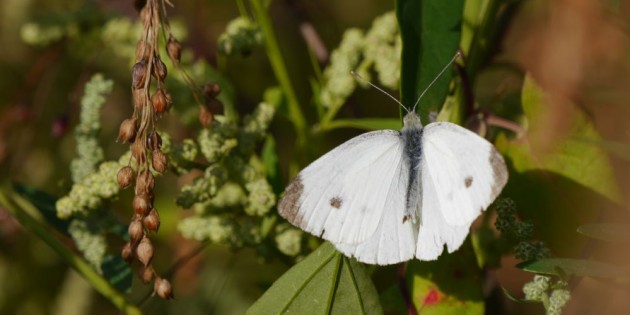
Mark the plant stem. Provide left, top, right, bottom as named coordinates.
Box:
left=249, top=0, right=307, bottom=145
left=0, top=188, right=142, bottom=315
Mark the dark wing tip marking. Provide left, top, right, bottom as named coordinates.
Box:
left=329, top=196, right=343, bottom=209
left=489, top=148, right=509, bottom=197
left=464, top=176, right=473, bottom=188
left=278, top=175, right=305, bottom=228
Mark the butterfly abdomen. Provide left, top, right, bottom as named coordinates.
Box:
left=401, top=116, right=424, bottom=224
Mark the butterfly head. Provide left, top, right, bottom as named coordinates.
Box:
left=403, top=111, right=422, bottom=128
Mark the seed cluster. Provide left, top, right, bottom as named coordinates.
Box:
left=115, top=0, right=184, bottom=300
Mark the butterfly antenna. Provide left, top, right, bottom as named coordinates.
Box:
left=350, top=71, right=410, bottom=113
left=410, top=51, right=462, bottom=112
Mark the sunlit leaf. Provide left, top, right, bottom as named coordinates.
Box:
left=396, top=0, right=464, bottom=123
left=518, top=258, right=630, bottom=279
left=495, top=75, right=620, bottom=255
left=247, top=242, right=383, bottom=315
left=577, top=224, right=630, bottom=243
left=381, top=239, right=483, bottom=315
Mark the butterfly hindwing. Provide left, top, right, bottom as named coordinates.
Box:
left=278, top=130, right=407, bottom=245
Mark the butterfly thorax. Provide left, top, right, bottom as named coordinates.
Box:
left=401, top=112, right=424, bottom=224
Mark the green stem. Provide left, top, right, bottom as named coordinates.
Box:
left=250, top=0, right=307, bottom=144
left=0, top=188, right=142, bottom=315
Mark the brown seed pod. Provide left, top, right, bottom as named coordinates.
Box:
left=128, top=219, right=144, bottom=244
left=154, top=277, right=174, bottom=300
left=167, top=35, right=182, bottom=63
left=151, top=89, right=170, bottom=114
left=136, top=236, right=154, bottom=266
left=199, top=106, right=213, bottom=128
left=153, top=58, right=167, bottom=81
left=138, top=264, right=155, bottom=284
left=117, top=118, right=137, bottom=143
left=132, top=60, right=147, bottom=89
left=206, top=98, right=224, bottom=115
left=132, top=88, right=146, bottom=110
left=203, top=83, right=221, bottom=98
left=152, top=149, right=168, bottom=173
left=121, top=242, right=133, bottom=263
left=117, top=166, right=135, bottom=189
left=136, top=170, right=155, bottom=193
left=147, top=131, right=162, bottom=151
left=131, top=140, right=146, bottom=165
left=133, top=193, right=151, bottom=216
left=143, top=208, right=160, bottom=232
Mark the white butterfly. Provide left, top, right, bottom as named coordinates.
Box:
left=278, top=56, right=508, bottom=265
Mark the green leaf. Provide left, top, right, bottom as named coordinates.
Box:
left=12, top=182, right=70, bottom=235
left=262, top=135, right=282, bottom=194
left=101, top=255, right=132, bottom=293
left=577, top=224, right=630, bottom=243
left=247, top=242, right=383, bottom=315
left=396, top=0, right=464, bottom=123
left=381, top=239, right=483, bottom=314
left=321, top=118, right=402, bottom=132
left=518, top=258, right=630, bottom=279
left=496, top=75, right=620, bottom=255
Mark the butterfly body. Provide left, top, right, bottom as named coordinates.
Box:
left=278, top=112, right=508, bottom=265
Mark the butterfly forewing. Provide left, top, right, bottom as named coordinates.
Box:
left=278, top=130, right=406, bottom=245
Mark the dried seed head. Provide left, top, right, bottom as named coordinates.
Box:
left=122, top=242, right=133, bottom=263
left=167, top=35, right=182, bottom=63
left=154, top=277, right=174, bottom=300
left=133, top=193, right=151, bottom=216
left=132, top=60, right=147, bottom=89
left=136, top=236, right=154, bottom=266
left=117, top=166, right=135, bottom=189
left=128, top=219, right=144, bottom=244
left=135, top=39, right=150, bottom=61
left=199, top=106, right=213, bottom=128
left=117, top=118, right=137, bottom=143
left=206, top=98, right=224, bottom=115
left=147, top=131, right=162, bottom=151
left=138, top=264, right=155, bottom=284
left=136, top=170, right=155, bottom=193
left=153, top=58, right=167, bottom=81
left=152, top=149, right=168, bottom=173
left=151, top=89, right=170, bottom=114
left=143, top=208, right=160, bottom=232
left=203, top=83, right=221, bottom=98
left=133, top=88, right=146, bottom=110
left=131, top=140, right=146, bottom=165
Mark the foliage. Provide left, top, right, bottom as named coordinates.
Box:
left=0, top=0, right=628, bottom=314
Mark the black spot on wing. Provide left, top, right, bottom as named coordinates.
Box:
left=465, top=176, right=473, bottom=188
left=330, top=196, right=342, bottom=209
left=278, top=176, right=305, bottom=228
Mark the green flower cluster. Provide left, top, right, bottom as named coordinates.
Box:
left=21, top=21, right=79, bottom=46
left=67, top=220, right=107, bottom=274
left=319, top=11, right=401, bottom=111
left=177, top=96, right=278, bottom=249
left=523, top=275, right=571, bottom=315
left=217, top=17, right=263, bottom=56
left=57, top=155, right=129, bottom=219
left=274, top=224, right=303, bottom=257
left=70, top=74, right=114, bottom=184
left=494, top=198, right=550, bottom=261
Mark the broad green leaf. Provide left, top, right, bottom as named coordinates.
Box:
left=321, top=118, right=402, bottom=132
left=101, top=255, right=132, bottom=292
left=247, top=242, right=383, bottom=315
left=496, top=75, right=620, bottom=255
left=577, top=224, right=630, bottom=243
left=13, top=182, right=70, bottom=235
left=518, top=258, right=630, bottom=279
left=381, top=239, right=483, bottom=314
left=396, top=0, right=464, bottom=123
